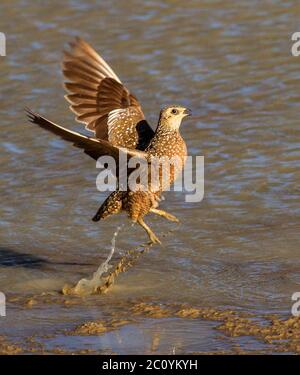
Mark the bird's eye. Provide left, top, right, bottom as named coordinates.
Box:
left=171, top=109, right=178, bottom=115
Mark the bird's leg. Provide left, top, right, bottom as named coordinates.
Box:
left=137, top=218, right=161, bottom=245
left=150, top=208, right=180, bottom=223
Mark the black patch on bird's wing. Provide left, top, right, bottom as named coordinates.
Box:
left=136, top=120, right=155, bottom=150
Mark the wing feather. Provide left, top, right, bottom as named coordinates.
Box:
left=63, top=37, right=154, bottom=149
left=25, top=109, right=147, bottom=165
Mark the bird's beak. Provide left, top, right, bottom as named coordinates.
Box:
left=183, top=108, right=192, bottom=117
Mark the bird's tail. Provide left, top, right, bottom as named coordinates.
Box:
left=92, top=191, right=123, bottom=222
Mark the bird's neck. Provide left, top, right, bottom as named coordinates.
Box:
left=156, top=118, right=182, bottom=135
left=146, top=123, right=187, bottom=161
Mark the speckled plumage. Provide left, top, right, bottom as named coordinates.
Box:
left=62, top=37, right=154, bottom=150
left=26, top=38, right=190, bottom=244
left=93, top=105, right=189, bottom=244
left=93, top=191, right=157, bottom=223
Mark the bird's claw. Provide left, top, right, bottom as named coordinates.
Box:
left=164, top=213, right=180, bottom=223
left=150, top=234, right=162, bottom=245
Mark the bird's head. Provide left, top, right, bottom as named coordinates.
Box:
left=159, top=105, right=191, bottom=130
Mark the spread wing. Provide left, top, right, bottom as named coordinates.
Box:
left=63, top=37, right=154, bottom=150
left=25, top=109, right=147, bottom=165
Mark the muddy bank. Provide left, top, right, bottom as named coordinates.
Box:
left=3, top=295, right=300, bottom=354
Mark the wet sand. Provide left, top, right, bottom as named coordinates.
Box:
left=2, top=293, right=300, bottom=354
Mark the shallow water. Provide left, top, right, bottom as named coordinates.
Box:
left=0, top=0, right=300, bottom=354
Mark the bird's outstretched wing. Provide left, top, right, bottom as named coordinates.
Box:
left=25, top=109, right=147, bottom=164
left=63, top=37, right=154, bottom=150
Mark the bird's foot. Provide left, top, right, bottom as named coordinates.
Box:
left=162, top=212, right=180, bottom=223
left=137, top=218, right=162, bottom=245
left=150, top=208, right=180, bottom=223
left=149, top=232, right=162, bottom=245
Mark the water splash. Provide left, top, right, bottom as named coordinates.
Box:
left=62, top=225, right=124, bottom=296
left=62, top=221, right=176, bottom=296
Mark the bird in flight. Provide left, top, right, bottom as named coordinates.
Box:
left=26, top=37, right=191, bottom=244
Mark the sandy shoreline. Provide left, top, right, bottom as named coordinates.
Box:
left=1, top=293, right=299, bottom=355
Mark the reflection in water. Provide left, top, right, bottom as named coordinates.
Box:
left=0, top=0, right=300, bottom=353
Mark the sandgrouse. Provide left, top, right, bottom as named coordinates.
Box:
left=26, top=37, right=191, bottom=244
